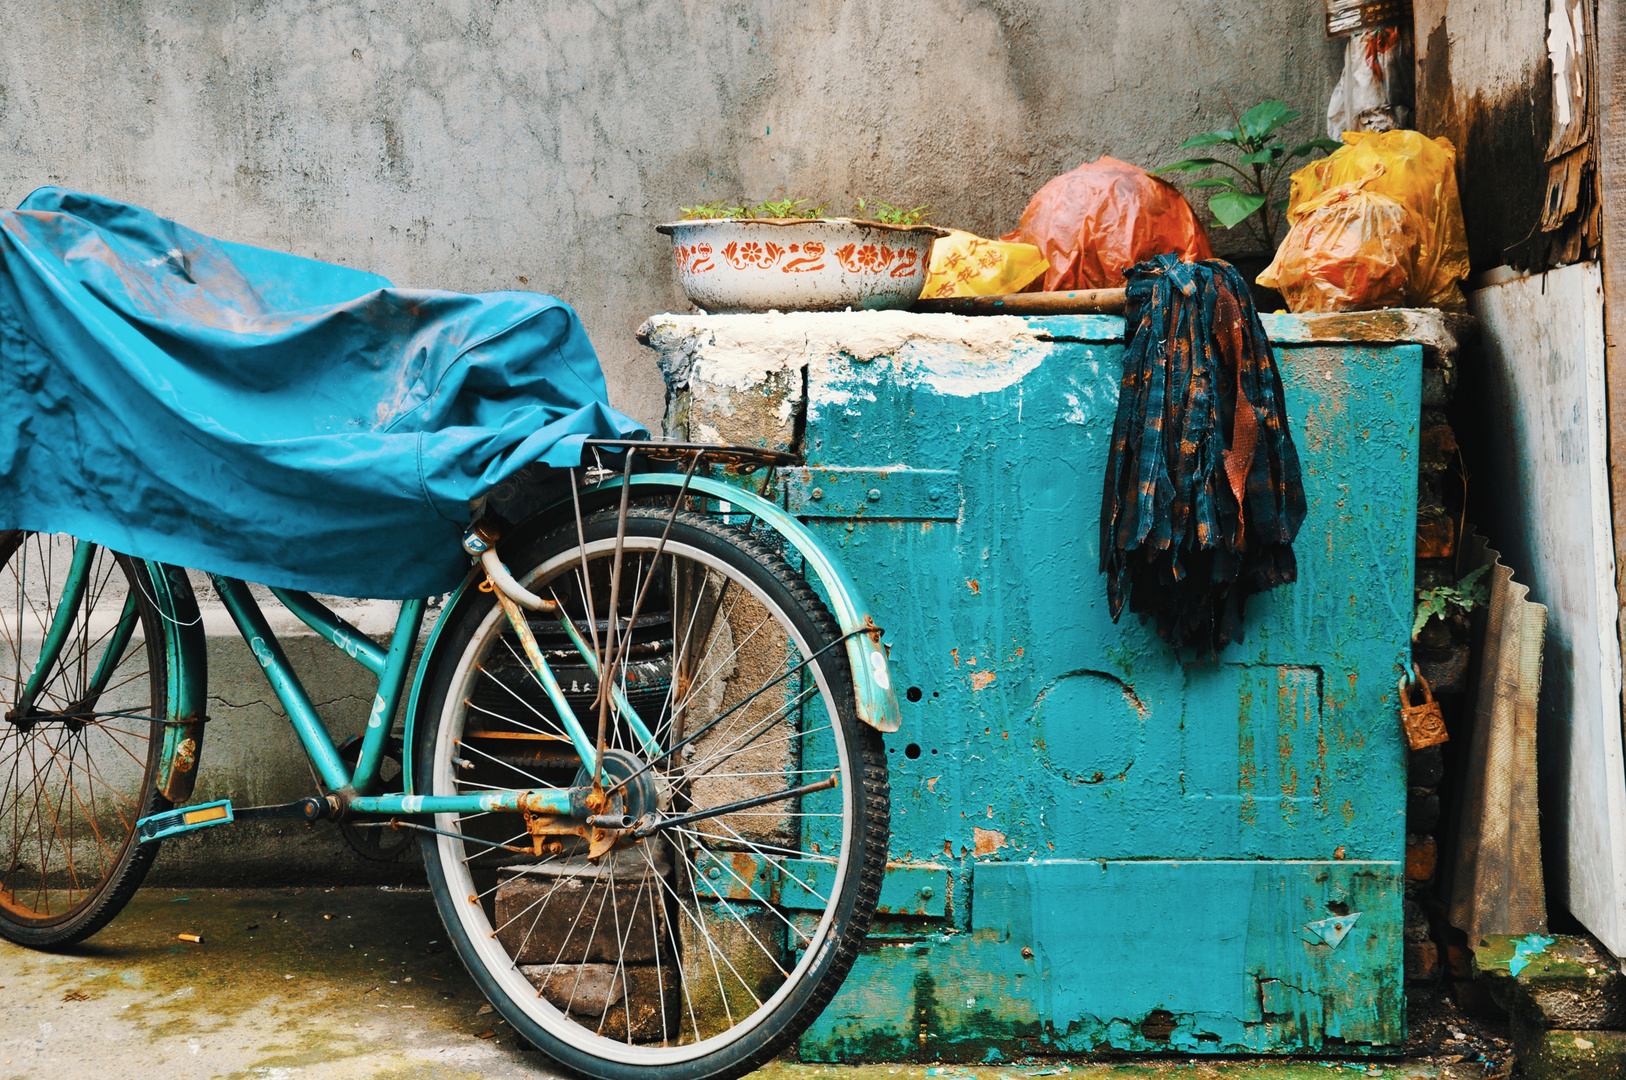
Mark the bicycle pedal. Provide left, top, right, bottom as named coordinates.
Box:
left=137, top=800, right=234, bottom=843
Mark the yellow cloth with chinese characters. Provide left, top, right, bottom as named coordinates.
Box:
left=921, top=230, right=1047, bottom=299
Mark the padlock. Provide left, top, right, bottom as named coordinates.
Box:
left=1399, top=665, right=1448, bottom=750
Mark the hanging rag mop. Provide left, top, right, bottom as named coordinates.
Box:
left=1100, top=254, right=1307, bottom=653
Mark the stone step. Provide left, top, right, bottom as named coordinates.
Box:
left=1475, top=933, right=1625, bottom=1029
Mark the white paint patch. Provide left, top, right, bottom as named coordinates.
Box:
left=641, top=310, right=1047, bottom=419
left=867, top=648, right=891, bottom=690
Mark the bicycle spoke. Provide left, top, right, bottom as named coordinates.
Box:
left=425, top=510, right=878, bottom=1059
left=0, top=535, right=162, bottom=930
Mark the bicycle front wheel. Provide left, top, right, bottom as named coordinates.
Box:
left=416, top=507, right=889, bottom=1080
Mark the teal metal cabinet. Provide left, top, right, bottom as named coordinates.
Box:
left=788, top=314, right=1418, bottom=1059
left=644, top=309, right=1421, bottom=1059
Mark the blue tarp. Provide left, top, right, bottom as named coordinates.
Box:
left=0, top=189, right=644, bottom=598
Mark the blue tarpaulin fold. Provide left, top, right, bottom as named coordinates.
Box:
left=0, top=188, right=644, bottom=598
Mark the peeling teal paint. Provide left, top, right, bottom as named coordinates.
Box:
left=1506, top=934, right=1557, bottom=976
left=773, top=315, right=1420, bottom=1059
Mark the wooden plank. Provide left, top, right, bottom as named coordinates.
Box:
left=911, top=288, right=1125, bottom=316
left=1599, top=0, right=1626, bottom=781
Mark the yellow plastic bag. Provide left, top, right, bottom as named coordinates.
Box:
left=921, top=230, right=1047, bottom=299
left=1282, top=130, right=1470, bottom=310
left=1258, top=170, right=1413, bottom=313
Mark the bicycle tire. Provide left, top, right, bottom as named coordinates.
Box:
left=0, top=531, right=173, bottom=949
left=415, top=507, right=890, bottom=1080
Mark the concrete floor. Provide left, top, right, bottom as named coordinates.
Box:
left=0, top=888, right=1490, bottom=1080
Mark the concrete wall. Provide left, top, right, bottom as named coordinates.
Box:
left=0, top=0, right=1344, bottom=882
left=0, top=0, right=1340, bottom=430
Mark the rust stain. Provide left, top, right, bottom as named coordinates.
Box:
left=971, top=670, right=996, bottom=691
left=950, top=648, right=960, bottom=667
left=966, top=579, right=980, bottom=594
left=1279, top=732, right=1297, bottom=797
left=927, top=776, right=940, bottom=792
left=972, top=826, right=1007, bottom=857
left=730, top=852, right=758, bottom=882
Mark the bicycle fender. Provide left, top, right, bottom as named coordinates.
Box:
left=606, top=473, right=902, bottom=734
left=402, top=575, right=474, bottom=796
left=141, top=562, right=209, bottom=804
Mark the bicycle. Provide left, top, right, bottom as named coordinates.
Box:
left=0, top=438, right=898, bottom=1080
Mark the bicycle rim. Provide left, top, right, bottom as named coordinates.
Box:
left=0, top=531, right=165, bottom=930
left=427, top=523, right=863, bottom=1066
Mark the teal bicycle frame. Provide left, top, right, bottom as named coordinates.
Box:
left=46, top=458, right=905, bottom=837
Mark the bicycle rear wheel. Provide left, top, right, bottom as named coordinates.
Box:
left=0, top=531, right=171, bottom=948
left=416, top=507, right=889, bottom=1080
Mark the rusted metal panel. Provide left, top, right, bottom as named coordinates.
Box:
left=647, top=310, right=1419, bottom=1057
left=783, top=467, right=961, bottom=520
left=785, top=315, right=1417, bottom=1056
left=804, top=861, right=1403, bottom=1059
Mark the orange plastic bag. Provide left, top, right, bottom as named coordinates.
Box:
left=1257, top=171, right=1412, bottom=312
left=1283, top=130, right=1470, bottom=310
left=1002, top=156, right=1212, bottom=291
left=921, top=230, right=1048, bottom=298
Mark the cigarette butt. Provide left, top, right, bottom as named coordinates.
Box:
left=178, top=933, right=203, bottom=943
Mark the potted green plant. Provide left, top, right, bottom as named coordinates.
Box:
left=1158, top=99, right=1341, bottom=300
left=657, top=197, right=947, bottom=314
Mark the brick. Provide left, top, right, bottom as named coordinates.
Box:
left=520, top=963, right=676, bottom=1042
left=1409, top=746, right=1445, bottom=786
left=1416, top=506, right=1455, bottom=559
left=1406, top=835, right=1438, bottom=881
left=1404, top=898, right=1432, bottom=943
left=1451, top=978, right=1507, bottom=1019
left=1407, top=788, right=1441, bottom=832
left=1446, top=943, right=1474, bottom=980
left=1406, top=940, right=1441, bottom=981
left=1420, top=422, right=1459, bottom=469
left=1416, top=645, right=1470, bottom=696
left=495, top=852, right=669, bottom=965
left=1421, top=367, right=1452, bottom=407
